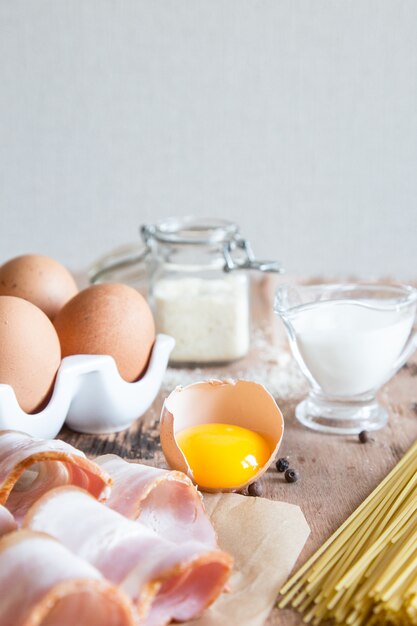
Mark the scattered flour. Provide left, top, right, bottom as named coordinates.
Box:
left=161, top=326, right=307, bottom=400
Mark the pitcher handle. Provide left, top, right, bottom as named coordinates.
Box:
left=390, top=330, right=417, bottom=376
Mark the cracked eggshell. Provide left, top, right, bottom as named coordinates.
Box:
left=160, top=379, right=284, bottom=492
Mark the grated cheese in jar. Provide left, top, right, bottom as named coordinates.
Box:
left=153, top=274, right=250, bottom=364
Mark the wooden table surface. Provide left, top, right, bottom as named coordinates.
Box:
left=60, top=276, right=417, bottom=626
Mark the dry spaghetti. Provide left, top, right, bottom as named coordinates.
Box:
left=279, top=440, right=417, bottom=625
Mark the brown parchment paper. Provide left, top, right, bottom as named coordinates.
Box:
left=189, top=493, right=310, bottom=626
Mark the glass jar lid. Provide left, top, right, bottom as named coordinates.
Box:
left=90, top=215, right=283, bottom=284
left=142, top=217, right=239, bottom=246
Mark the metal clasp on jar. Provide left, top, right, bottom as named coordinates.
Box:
left=223, top=238, right=283, bottom=273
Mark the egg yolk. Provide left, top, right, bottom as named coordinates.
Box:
left=176, top=423, right=271, bottom=490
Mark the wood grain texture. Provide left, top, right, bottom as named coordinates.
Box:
left=59, top=276, right=417, bottom=626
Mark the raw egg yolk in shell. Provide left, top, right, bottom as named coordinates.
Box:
left=176, top=423, right=272, bottom=490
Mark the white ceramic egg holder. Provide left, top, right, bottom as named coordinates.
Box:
left=0, top=334, right=175, bottom=438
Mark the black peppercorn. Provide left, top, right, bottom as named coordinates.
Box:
left=359, top=430, right=369, bottom=444
left=276, top=457, right=289, bottom=473
left=285, top=468, right=299, bottom=483
left=248, top=481, right=263, bottom=497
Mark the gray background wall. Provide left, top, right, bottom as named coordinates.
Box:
left=1, top=1, right=416, bottom=277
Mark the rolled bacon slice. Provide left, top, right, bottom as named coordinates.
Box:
left=0, top=529, right=136, bottom=626
left=97, top=454, right=217, bottom=546
left=25, top=486, right=233, bottom=626
left=0, top=430, right=111, bottom=523
left=0, top=504, right=16, bottom=536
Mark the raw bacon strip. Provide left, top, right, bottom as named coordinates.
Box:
left=0, top=430, right=111, bottom=523
left=0, top=530, right=136, bottom=626
left=0, top=504, right=16, bottom=536
left=97, top=454, right=217, bottom=546
left=25, top=486, right=233, bottom=626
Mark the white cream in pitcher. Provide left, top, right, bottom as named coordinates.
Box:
left=292, top=302, right=415, bottom=396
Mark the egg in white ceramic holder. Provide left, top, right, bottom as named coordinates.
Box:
left=0, top=334, right=175, bottom=438
left=160, top=379, right=284, bottom=492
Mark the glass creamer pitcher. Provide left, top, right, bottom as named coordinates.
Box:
left=274, top=283, right=417, bottom=435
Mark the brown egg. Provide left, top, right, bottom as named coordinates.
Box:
left=53, top=283, right=156, bottom=382
left=0, top=254, right=78, bottom=320
left=0, top=296, right=61, bottom=413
